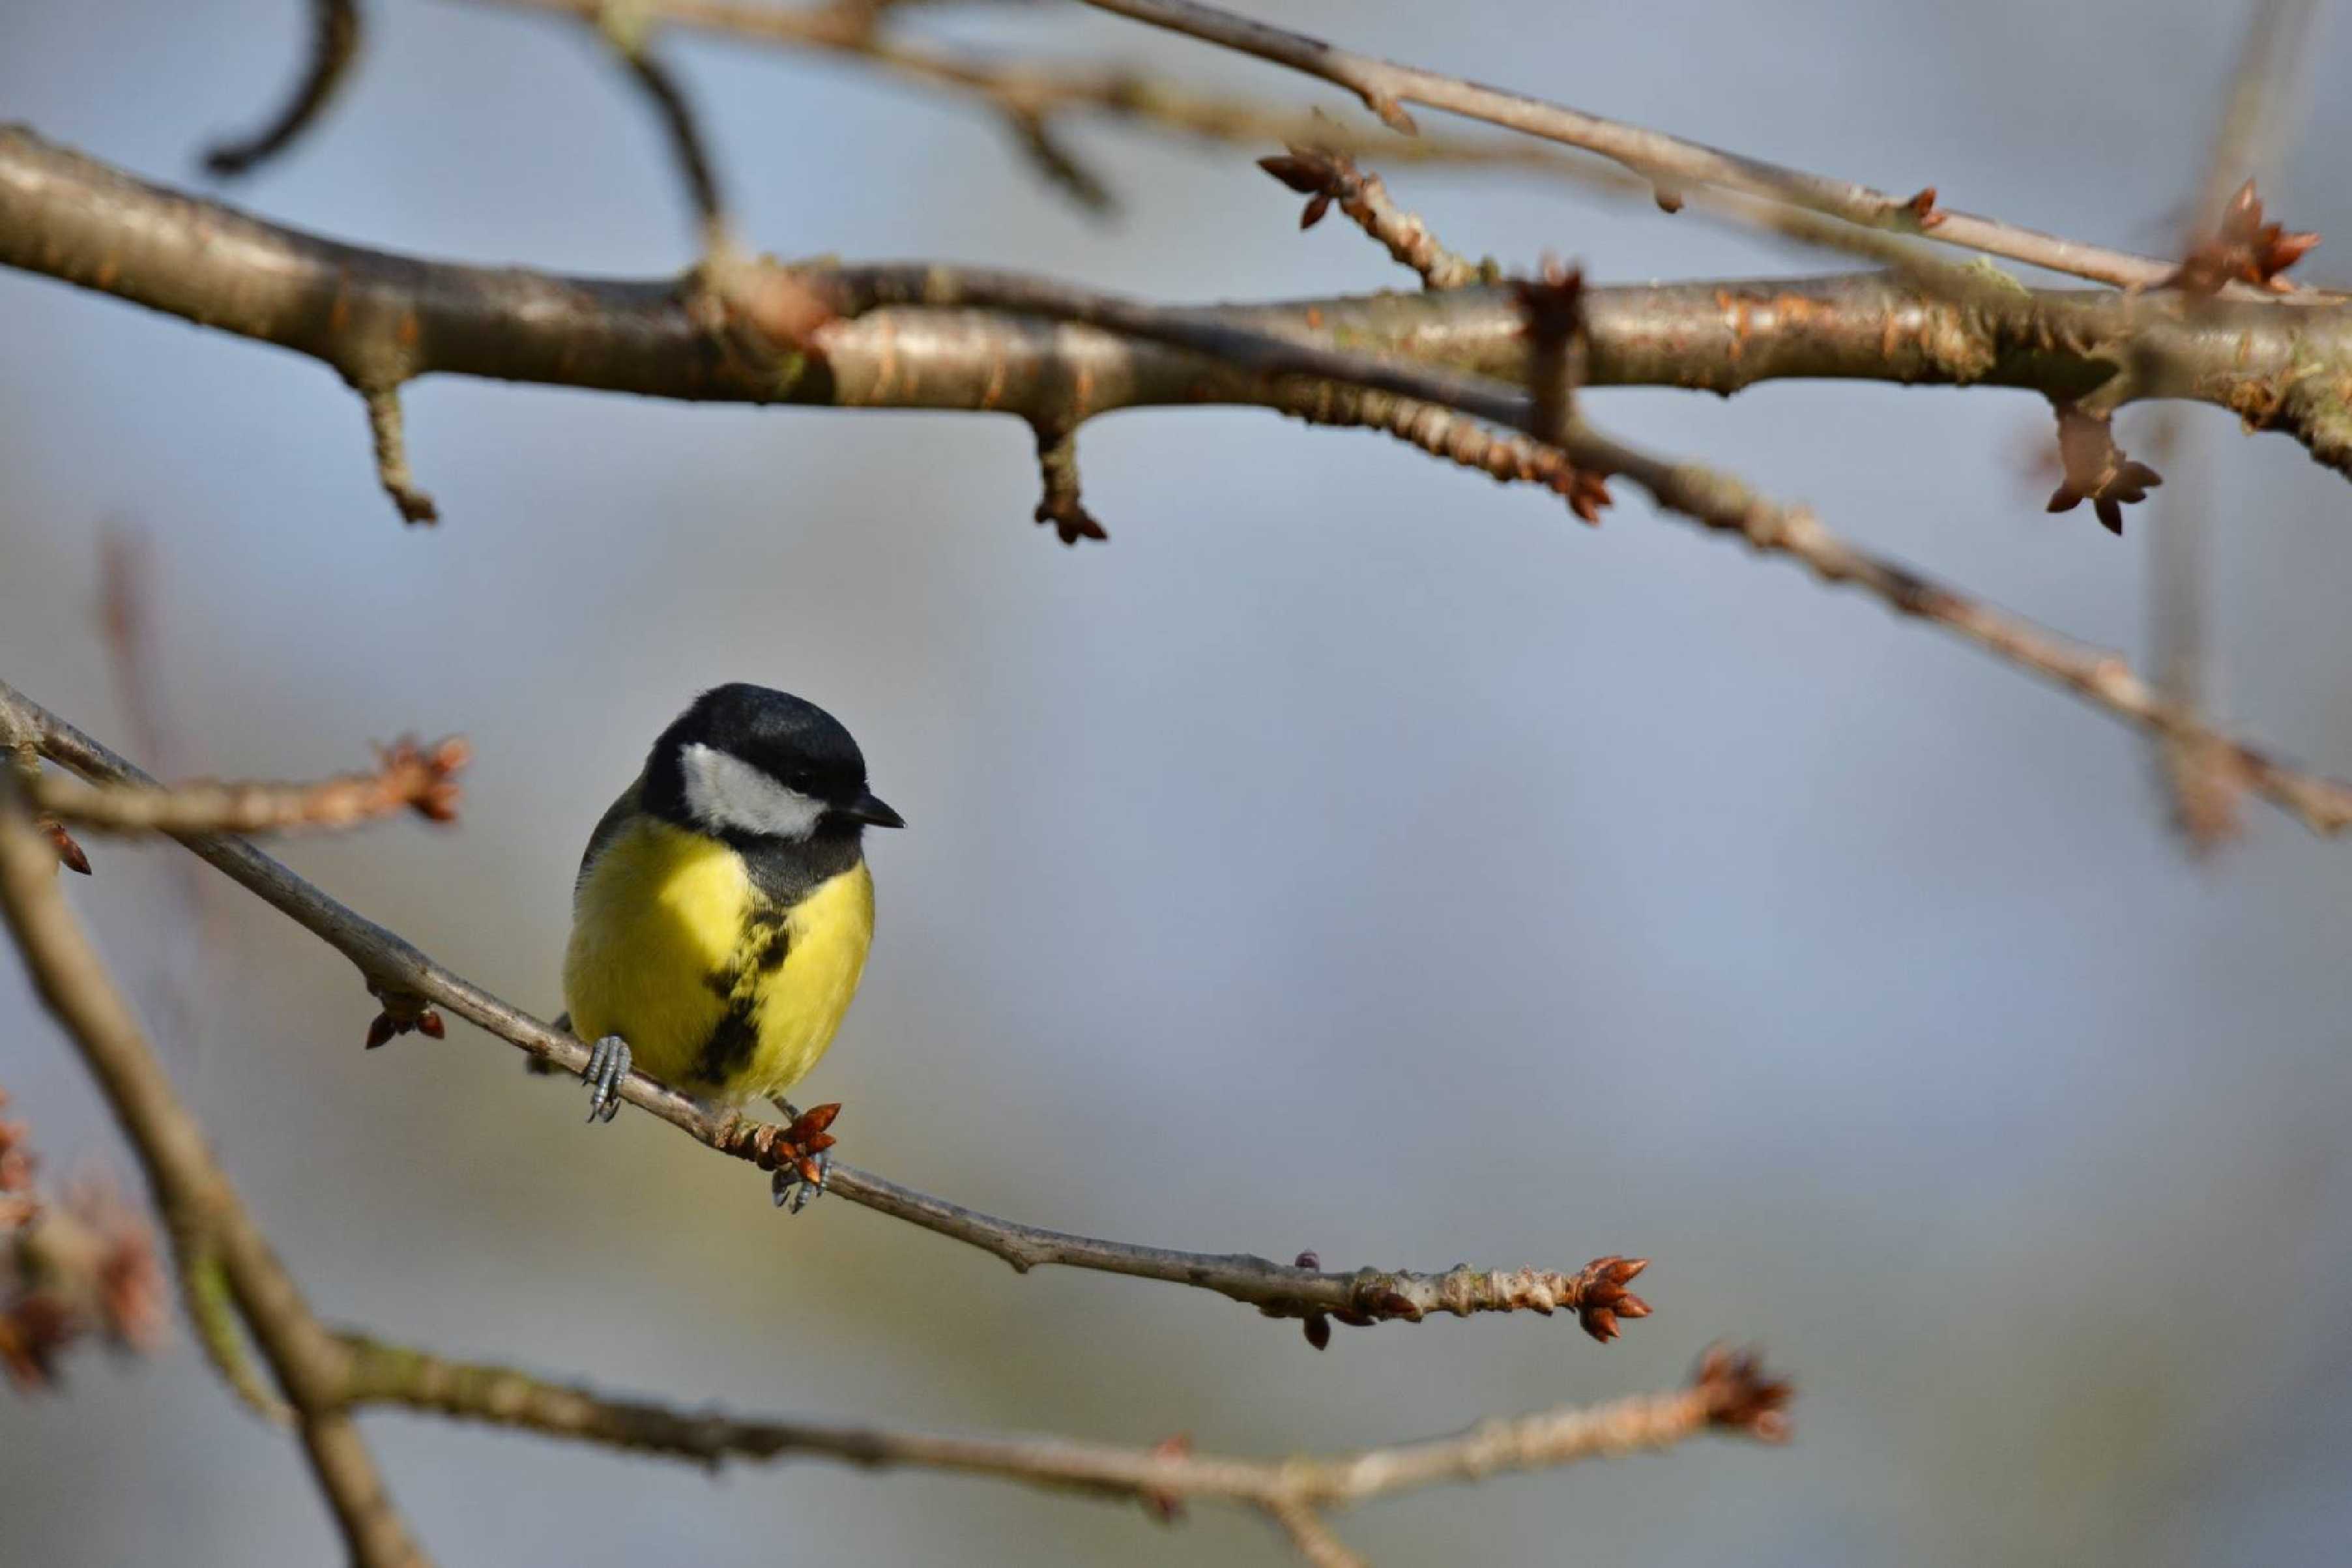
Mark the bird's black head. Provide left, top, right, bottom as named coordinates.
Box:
left=641, top=683, right=903, bottom=845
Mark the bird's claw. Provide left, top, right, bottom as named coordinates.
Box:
left=771, top=1149, right=830, bottom=1213
left=583, top=1035, right=630, bottom=1123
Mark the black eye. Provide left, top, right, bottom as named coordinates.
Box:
left=786, top=770, right=815, bottom=792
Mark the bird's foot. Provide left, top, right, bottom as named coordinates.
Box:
left=583, top=1035, right=632, bottom=1123
left=767, top=1099, right=842, bottom=1213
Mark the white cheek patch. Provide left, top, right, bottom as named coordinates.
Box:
left=679, top=743, right=827, bottom=840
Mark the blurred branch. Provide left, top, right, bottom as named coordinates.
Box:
left=8, top=130, right=2352, bottom=834
left=0, top=781, right=429, bottom=1568
left=474, top=0, right=1598, bottom=201
left=591, top=3, right=735, bottom=252
left=2143, top=0, right=2321, bottom=850
left=1071, top=0, right=2270, bottom=292
left=27, top=739, right=467, bottom=836
left=10, top=128, right=2348, bottom=444
left=0, top=678, right=1661, bottom=1343
left=203, top=0, right=362, bottom=177
left=337, top=1330, right=1786, bottom=1560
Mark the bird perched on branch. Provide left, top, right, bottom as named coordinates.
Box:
left=562, top=684, right=901, bottom=1210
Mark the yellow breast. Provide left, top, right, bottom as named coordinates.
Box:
left=562, top=819, right=874, bottom=1101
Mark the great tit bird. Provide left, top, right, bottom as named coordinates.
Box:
left=562, top=684, right=901, bottom=1208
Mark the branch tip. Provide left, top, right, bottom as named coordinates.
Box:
left=2046, top=405, right=2162, bottom=534
left=200, top=0, right=360, bottom=178
left=2170, top=179, right=2319, bottom=295
left=360, top=388, right=438, bottom=525
left=1030, top=423, right=1108, bottom=544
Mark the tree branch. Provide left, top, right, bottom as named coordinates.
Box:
left=8, top=128, right=2352, bottom=834
left=1072, top=0, right=2288, bottom=293
left=26, top=738, right=467, bottom=836
left=0, top=677, right=1657, bottom=1343
left=475, top=0, right=1603, bottom=200
left=0, top=779, right=428, bottom=1568
left=334, top=1327, right=1786, bottom=1561
left=11, top=127, right=2347, bottom=437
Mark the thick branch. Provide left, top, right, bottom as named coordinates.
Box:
left=9, top=128, right=2352, bottom=834
left=9, top=127, right=2347, bottom=433
left=0, top=678, right=1654, bottom=1343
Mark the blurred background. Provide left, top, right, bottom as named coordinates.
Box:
left=5, top=1, right=2352, bottom=1562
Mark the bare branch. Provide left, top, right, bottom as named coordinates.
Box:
left=593, top=2, right=734, bottom=252
left=27, top=738, right=467, bottom=836
left=1030, top=419, right=1108, bottom=544
left=0, top=781, right=429, bottom=1568
left=335, top=1328, right=1786, bottom=1526
left=0, top=678, right=1659, bottom=1343
left=1073, top=0, right=2253, bottom=291
left=203, top=0, right=362, bottom=177
left=1259, top=145, right=1490, bottom=290
left=8, top=132, right=2352, bottom=835
left=8, top=128, right=2345, bottom=440
left=362, top=386, right=440, bottom=524
left=477, top=0, right=1592, bottom=201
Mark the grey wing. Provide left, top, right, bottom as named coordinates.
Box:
left=574, top=773, right=646, bottom=902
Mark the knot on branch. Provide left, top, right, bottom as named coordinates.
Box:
left=1691, top=1344, right=1793, bottom=1441
left=362, top=981, right=444, bottom=1052
left=716, top=1104, right=842, bottom=1187
left=1030, top=421, right=1108, bottom=544
left=1258, top=145, right=1487, bottom=290
left=2169, top=179, right=2319, bottom=295
left=1897, top=186, right=1946, bottom=229
left=39, top=818, right=89, bottom=877
left=1513, top=260, right=1587, bottom=447
left=2046, top=405, right=2161, bottom=534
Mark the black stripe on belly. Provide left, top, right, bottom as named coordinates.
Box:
left=690, top=906, right=791, bottom=1088
left=693, top=996, right=761, bottom=1087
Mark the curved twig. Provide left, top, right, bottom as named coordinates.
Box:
left=203, top=0, right=362, bottom=177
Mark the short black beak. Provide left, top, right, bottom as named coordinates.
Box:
left=843, top=789, right=905, bottom=829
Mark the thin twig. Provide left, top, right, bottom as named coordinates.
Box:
left=2143, top=0, right=2321, bottom=849
left=1073, top=0, right=2248, bottom=291
left=334, top=1329, right=1788, bottom=1511
left=474, top=0, right=1598, bottom=197
left=0, top=679, right=1657, bottom=1343
left=362, top=387, right=439, bottom=525
left=27, top=739, right=467, bottom=836
left=203, top=0, right=362, bottom=177
left=1258, top=145, right=1490, bottom=289
left=0, top=781, right=429, bottom=1568
left=596, top=5, right=735, bottom=252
